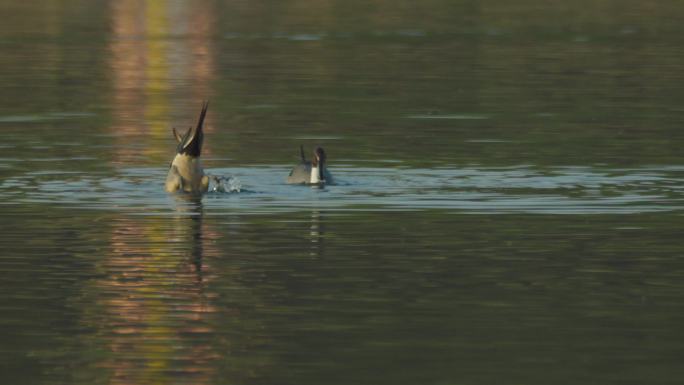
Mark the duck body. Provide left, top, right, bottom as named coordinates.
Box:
left=287, top=161, right=333, bottom=184
left=166, top=154, right=210, bottom=193
left=165, top=101, right=210, bottom=194
left=287, top=146, right=332, bottom=185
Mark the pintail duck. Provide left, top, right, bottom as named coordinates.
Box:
left=287, top=146, right=333, bottom=185
left=165, top=101, right=210, bottom=194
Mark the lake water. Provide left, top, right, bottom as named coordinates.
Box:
left=2, top=1, right=684, bottom=384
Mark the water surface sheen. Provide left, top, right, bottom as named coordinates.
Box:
left=1, top=1, right=684, bottom=385
left=3, top=165, right=684, bottom=215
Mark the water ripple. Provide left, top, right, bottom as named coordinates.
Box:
left=1, top=165, right=683, bottom=215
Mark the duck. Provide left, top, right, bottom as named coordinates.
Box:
left=287, top=146, right=333, bottom=185
left=165, top=101, right=211, bottom=194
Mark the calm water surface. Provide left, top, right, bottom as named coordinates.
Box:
left=2, top=1, right=684, bottom=384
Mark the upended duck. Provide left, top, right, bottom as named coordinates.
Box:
left=165, top=101, right=210, bottom=194
left=287, top=146, right=333, bottom=185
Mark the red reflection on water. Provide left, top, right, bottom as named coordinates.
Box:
left=95, top=208, right=222, bottom=384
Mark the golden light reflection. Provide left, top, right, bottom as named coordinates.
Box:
left=93, top=198, right=222, bottom=385
left=97, top=1, right=223, bottom=382
left=108, top=0, right=216, bottom=166
left=143, top=0, right=171, bottom=147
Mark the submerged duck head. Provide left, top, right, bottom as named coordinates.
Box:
left=165, top=101, right=210, bottom=194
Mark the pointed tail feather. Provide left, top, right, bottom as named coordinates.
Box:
left=177, top=101, right=209, bottom=157
left=197, top=100, right=209, bottom=131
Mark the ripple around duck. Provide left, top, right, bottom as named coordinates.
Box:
left=1, top=165, right=683, bottom=215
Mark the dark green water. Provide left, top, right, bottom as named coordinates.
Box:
left=1, top=1, right=684, bottom=384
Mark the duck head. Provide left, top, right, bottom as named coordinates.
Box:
left=310, top=146, right=327, bottom=184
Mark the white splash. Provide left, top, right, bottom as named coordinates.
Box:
left=209, top=175, right=242, bottom=193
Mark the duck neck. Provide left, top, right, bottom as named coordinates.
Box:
left=310, top=165, right=321, bottom=183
